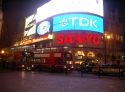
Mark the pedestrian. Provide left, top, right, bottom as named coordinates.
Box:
left=80, top=62, right=85, bottom=77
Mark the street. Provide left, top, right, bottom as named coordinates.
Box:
left=0, top=70, right=125, bottom=92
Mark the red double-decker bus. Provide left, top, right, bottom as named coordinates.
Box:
left=33, top=51, right=74, bottom=72
left=12, top=50, right=73, bottom=72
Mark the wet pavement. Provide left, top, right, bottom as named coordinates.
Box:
left=0, top=70, right=125, bottom=92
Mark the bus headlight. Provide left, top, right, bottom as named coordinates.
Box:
left=21, top=65, right=24, bottom=68
left=32, top=65, right=34, bottom=68
left=64, top=65, right=67, bottom=69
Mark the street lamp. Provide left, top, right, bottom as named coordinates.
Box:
left=1, top=50, right=5, bottom=54
left=104, top=34, right=111, bottom=64
left=107, top=35, right=111, bottom=40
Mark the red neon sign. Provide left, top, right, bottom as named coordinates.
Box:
left=55, top=32, right=102, bottom=46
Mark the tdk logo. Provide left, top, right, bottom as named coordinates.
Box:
left=60, top=17, right=98, bottom=28
left=53, top=13, right=104, bottom=33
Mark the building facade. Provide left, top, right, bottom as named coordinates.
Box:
left=13, top=0, right=125, bottom=66
left=104, top=3, right=125, bottom=65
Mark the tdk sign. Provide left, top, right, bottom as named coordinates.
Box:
left=53, top=14, right=104, bottom=33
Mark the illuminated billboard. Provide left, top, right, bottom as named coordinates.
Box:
left=36, top=0, right=103, bottom=22
left=24, top=14, right=36, bottom=37
left=53, top=31, right=103, bottom=48
left=53, top=13, right=103, bottom=33
left=37, top=21, right=51, bottom=35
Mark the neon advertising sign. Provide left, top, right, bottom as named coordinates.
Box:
left=53, top=14, right=103, bottom=33
left=54, top=32, right=102, bottom=47
left=35, top=0, right=104, bottom=47
left=53, top=13, right=104, bottom=47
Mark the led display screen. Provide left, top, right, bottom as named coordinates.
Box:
left=36, top=0, right=103, bottom=22
left=53, top=14, right=103, bottom=33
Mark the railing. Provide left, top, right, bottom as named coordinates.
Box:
left=79, top=65, right=125, bottom=78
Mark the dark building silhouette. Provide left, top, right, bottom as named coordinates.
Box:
left=0, top=0, right=3, bottom=47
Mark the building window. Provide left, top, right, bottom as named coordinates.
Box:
left=120, top=36, right=123, bottom=42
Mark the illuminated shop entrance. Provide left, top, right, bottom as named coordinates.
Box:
left=86, top=51, right=96, bottom=64
left=74, top=50, right=98, bottom=65
left=75, top=51, right=85, bottom=65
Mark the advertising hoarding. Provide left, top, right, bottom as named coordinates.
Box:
left=24, top=14, right=36, bottom=37
left=37, top=21, right=51, bottom=35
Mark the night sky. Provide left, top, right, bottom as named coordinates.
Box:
left=2, top=0, right=125, bottom=15
left=1, top=0, right=49, bottom=48
left=1, top=0, right=125, bottom=48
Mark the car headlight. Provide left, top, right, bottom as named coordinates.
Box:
left=21, top=65, right=24, bottom=68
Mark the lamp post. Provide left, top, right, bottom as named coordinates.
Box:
left=104, top=34, right=111, bottom=64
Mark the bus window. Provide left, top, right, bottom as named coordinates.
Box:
left=41, top=58, right=46, bottom=64
left=64, top=53, right=72, bottom=60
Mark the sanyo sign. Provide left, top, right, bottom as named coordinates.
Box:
left=53, top=14, right=103, bottom=33
left=36, top=0, right=103, bottom=22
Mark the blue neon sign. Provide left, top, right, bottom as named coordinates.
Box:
left=53, top=14, right=104, bottom=33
